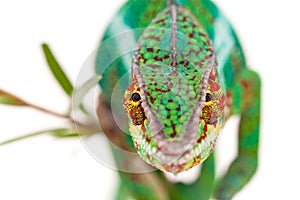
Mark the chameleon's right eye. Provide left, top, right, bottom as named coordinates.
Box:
left=132, top=93, right=141, bottom=102
left=123, top=82, right=146, bottom=126
left=205, top=93, right=212, bottom=102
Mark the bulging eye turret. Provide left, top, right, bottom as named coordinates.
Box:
left=205, top=93, right=212, bottom=102
left=132, top=93, right=141, bottom=102
left=123, top=82, right=146, bottom=126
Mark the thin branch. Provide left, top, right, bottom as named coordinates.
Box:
left=0, top=128, right=71, bottom=145
left=26, top=102, right=70, bottom=119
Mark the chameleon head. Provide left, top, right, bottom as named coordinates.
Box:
left=123, top=58, right=225, bottom=173
left=123, top=6, right=226, bottom=174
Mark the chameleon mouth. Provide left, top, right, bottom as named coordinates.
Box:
left=132, top=119, right=217, bottom=173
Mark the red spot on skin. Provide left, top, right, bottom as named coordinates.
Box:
left=191, top=154, right=202, bottom=167
left=189, top=33, right=194, bottom=38
left=199, top=32, right=207, bottom=37
left=146, top=154, right=151, bottom=161
left=155, top=88, right=171, bottom=93
left=176, top=105, right=181, bottom=111
left=132, top=74, right=137, bottom=81
left=197, top=123, right=208, bottom=143
left=241, top=80, right=251, bottom=88
left=135, top=142, right=139, bottom=151
left=205, top=55, right=212, bottom=59
left=154, top=18, right=167, bottom=26
left=225, top=91, right=233, bottom=110
left=149, top=35, right=161, bottom=41
left=209, top=70, right=217, bottom=80
left=127, top=82, right=135, bottom=92
left=154, top=56, right=163, bottom=62
left=141, top=123, right=146, bottom=133
left=171, top=61, right=177, bottom=67
left=186, top=49, right=199, bottom=56
left=191, top=76, right=196, bottom=81
left=146, top=136, right=150, bottom=143
left=189, top=97, right=195, bottom=101
left=226, top=91, right=232, bottom=99
left=208, top=79, right=220, bottom=92
left=168, top=99, right=173, bottom=103
left=164, top=55, right=170, bottom=59
left=150, top=96, right=155, bottom=104
left=170, top=71, right=178, bottom=76
left=147, top=48, right=153, bottom=52
left=219, top=94, right=225, bottom=109
left=209, top=141, right=216, bottom=153
left=194, top=62, right=203, bottom=67
left=139, top=53, right=148, bottom=63
left=170, top=124, right=177, bottom=138
left=182, top=16, right=187, bottom=22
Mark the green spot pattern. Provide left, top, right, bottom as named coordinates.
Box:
left=136, top=6, right=214, bottom=139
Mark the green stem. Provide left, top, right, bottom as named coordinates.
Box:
left=0, top=128, right=71, bottom=145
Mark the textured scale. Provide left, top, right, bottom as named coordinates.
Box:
left=136, top=7, right=214, bottom=140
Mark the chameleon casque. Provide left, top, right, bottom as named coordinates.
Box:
left=96, top=0, right=261, bottom=199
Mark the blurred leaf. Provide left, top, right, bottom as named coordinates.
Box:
left=79, top=103, right=89, bottom=115
left=41, top=43, right=73, bottom=96
left=0, top=89, right=28, bottom=106
left=50, top=129, right=79, bottom=138
left=72, top=75, right=102, bottom=109
left=0, top=128, right=78, bottom=146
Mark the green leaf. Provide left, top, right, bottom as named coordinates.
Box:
left=50, top=129, right=79, bottom=138
left=41, top=43, right=73, bottom=96
left=0, top=89, right=28, bottom=106
left=0, top=128, right=78, bottom=146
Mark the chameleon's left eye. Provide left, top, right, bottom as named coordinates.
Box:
left=132, top=93, right=141, bottom=102
left=205, top=93, right=212, bottom=102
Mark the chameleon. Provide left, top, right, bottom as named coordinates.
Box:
left=96, top=0, right=261, bottom=199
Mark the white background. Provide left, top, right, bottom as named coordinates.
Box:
left=1, top=0, right=300, bottom=199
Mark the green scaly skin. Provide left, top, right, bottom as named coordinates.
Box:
left=96, top=0, right=261, bottom=199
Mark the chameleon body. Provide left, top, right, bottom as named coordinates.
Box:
left=96, top=0, right=261, bottom=199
